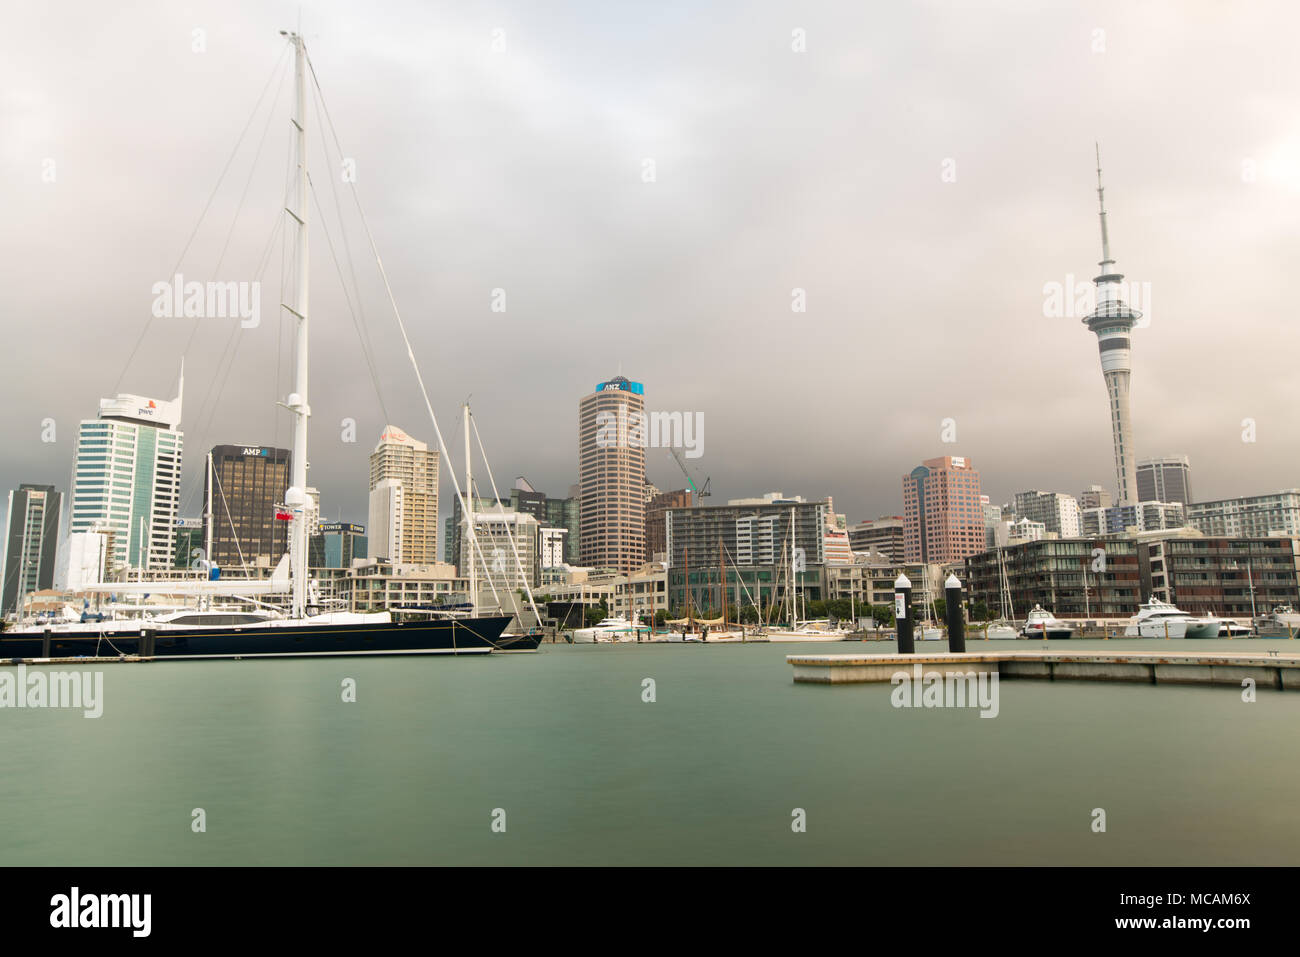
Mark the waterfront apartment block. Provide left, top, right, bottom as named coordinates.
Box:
left=204, top=444, right=291, bottom=571
left=1185, top=489, right=1300, bottom=539
left=1013, top=490, right=1081, bottom=537
left=69, top=377, right=183, bottom=573
left=823, top=558, right=932, bottom=610
left=2, top=483, right=62, bottom=616
left=903, top=457, right=984, bottom=564
left=964, top=538, right=1143, bottom=620
left=1136, top=455, right=1193, bottom=505
left=1139, top=535, right=1300, bottom=617
left=315, top=560, right=465, bottom=613
left=848, top=516, right=905, bottom=563
left=666, top=562, right=823, bottom=618
left=610, top=562, right=668, bottom=621
left=578, top=376, right=646, bottom=571
left=368, top=425, right=439, bottom=565
left=663, top=496, right=827, bottom=571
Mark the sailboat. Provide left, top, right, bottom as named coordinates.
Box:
left=913, top=567, right=943, bottom=641
left=984, top=548, right=1019, bottom=639
left=1, top=32, right=512, bottom=661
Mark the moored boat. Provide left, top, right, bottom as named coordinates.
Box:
left=1021, top=605, right=1074, bottom=639
left=1122, top=598, right=1216, bottom=638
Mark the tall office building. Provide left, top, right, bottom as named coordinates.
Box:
left=2, top=484, right=62, bottom=616
left=578, top=376, right=646, bottom=571
left=310, top=522, right=368, bottom=568
left=1081, top=149, right=1143, bottom=503
left=69, top=373, right=184, bottom=572
left=902, top=456, right=984, bottom=564
left=1136, top=455, right=1192, bottom=505
left=367, top=425, right=439, bottom=564
left=203, top=445, right=291, bottom=571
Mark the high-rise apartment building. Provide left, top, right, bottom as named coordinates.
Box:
left=1013, top=490, right=1082, bottom=537
left=578, top=376, right=646, bottom=571
left=1079, top=484, right=1113, bottom=510
left=203, top=445, right=291, bottom=571
left=848, top=516, right=905, bottom=563
left=1136, top=455, right=1192, bottom=505
left=2, top=484, right=62, bottom=616
left=69, top=375, right=183, bottom=572
left=463, top=505, right=541, bottom=593
left=1081, top=501, right=1185, bottom=536
left=367, top=425, right=439, bottom=565
left=902, top=456, right=984, bottom=564
left=646, top=489, right=692, bottom=562
left=1185, top=490, right=1300, bottom=539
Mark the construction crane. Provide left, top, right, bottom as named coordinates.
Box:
left=665, top=446, right=710, bottom=500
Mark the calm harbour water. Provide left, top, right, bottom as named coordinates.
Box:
left=2, top=637, right=1298, bottom=866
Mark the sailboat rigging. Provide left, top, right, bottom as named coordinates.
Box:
left=2, top=31, right=517, bottom=659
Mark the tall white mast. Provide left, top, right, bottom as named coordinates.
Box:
left=282, top=30, right=311, bottom=619
left=464, top=402, right=476, bottom=615
left=204, top=451, right=214, bottom=569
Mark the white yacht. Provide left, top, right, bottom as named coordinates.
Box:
left=1021, top=605, right=1073, bottom=639
left=1123, top=598, right=1219, bottom=639
left=984, top=620, right=1020, bottom=640
left=573, top=616, right=649, bottom=643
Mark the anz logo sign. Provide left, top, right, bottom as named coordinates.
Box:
left=242, top=447, right=268, bottom=456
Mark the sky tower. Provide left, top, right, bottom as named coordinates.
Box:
left=1083, top=146, right=1142, bottom=504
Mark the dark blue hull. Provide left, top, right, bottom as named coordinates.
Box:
left=0, top=615, right=513, bottom=661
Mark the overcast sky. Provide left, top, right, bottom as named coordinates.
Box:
left=3, top=0, right=1298, bottom=544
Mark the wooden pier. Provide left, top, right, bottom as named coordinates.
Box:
left=787, top=650, right=1300, bottom=690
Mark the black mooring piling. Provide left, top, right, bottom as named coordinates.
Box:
left=894, top=573, right=914, bottom=654
left=945, top=573, right=966, bottom=653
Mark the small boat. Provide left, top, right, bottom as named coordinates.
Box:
left=1219, top=621, right=1251, bottom=637
left=1021, top=605, right=1073, bottom=639
left=984, top=620, right=1019, bottom=640
left=1254, top=605, right=1300, bottom=638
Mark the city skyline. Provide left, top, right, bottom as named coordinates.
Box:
left=4, top=1, right=1299, bottom=532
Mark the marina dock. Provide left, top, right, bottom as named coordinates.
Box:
left=787, top=650, right=1300, bottom=690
